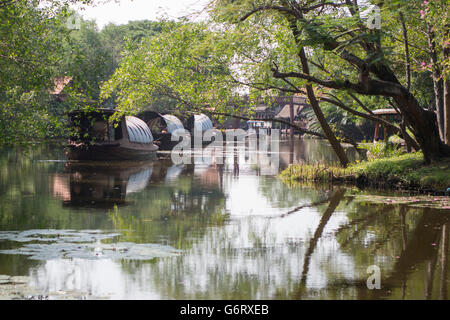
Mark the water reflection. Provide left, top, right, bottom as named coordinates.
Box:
left=53, top=162, right=155, bottom=209
left=278, top=139, right=361, bottom=169
left=0, top=140, right=448, bottom=300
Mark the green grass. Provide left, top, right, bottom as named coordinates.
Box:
left=279, top=162, right=352, bottom=182
left=279, top=152, right=450, bottom=191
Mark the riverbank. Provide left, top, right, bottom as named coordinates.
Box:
left=279, top=152, right=450, bottom=195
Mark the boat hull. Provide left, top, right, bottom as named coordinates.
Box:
left=66, top=143, right=158, bottom=161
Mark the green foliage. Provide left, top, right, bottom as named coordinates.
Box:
left=208, top=0, right=449, bottom=155
left=279, top=162, right=352, bottom=183
left=1, top=0, right=449, bottom=150
left=350, top=152, right=450, bottom=189
left=0, top=88, right=64, bottom=145
left=100, top=22, right=248, bottom=119
left=58, top=20, right=114, bottom=101
left=0, top=1, right=88, bottom=146
left=58, top=19, right=174, bottom=103
left=281, top=152, right=450, bottom=191
left=359, top=141, right=403, bottom=160
left=0, top=1, right=174, bottom=145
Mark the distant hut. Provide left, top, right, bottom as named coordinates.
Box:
left=254, top=104, right=276, bottom=119
left=49, top=76, right=73, bottom=102
left=275, top=104, right=309, bottom=135
left=372, top=108, right=401, bottom=142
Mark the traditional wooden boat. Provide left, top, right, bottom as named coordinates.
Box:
left=138, top=111, right=188, bottom=150
left=185, top=113, right=219, bottom=147
left=66, top=109, right=158, bottom=161
left=186, top=113, right=213, bottom=133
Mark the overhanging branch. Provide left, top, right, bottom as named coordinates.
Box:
left=271, top=65, right=404, bottom=97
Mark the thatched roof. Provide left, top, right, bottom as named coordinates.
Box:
left=275, top=104, right=306, bottom=119
left=372, top=108, right=400, bottom=115
left=49, top=76, right=73, bottom=95
left=255, top=104, right=269, bottom=112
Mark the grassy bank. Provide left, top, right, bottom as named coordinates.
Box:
left=279, top=152, right=450, bottom=194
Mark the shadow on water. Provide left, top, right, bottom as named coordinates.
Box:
left=376, top=209, right=449, bottom=300
left=278, top=138, right=362, bottom=170
left=0, top=141, right=448, bottom=299
left=292, top=188, right=346, bottom=299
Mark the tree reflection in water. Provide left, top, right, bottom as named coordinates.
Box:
left=0, top=143, right=448, bottom=299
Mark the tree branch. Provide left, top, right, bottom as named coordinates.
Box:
left=346, top=92, right=374, bottom=115
left=239, top=1, right=347, bottom=22
left=271, top=66, right=405, bottom=97
left=186, top=108, right=327, bottom=139
left=240, top=5, right=296, bottom=22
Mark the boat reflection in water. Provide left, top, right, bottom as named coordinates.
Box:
left=52, top=159, right=210, bottom=210
left=53, top=138, right=348, bottom=211
left=53, top=161, right=159, bottom=209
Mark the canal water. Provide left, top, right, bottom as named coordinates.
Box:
left=0, top=139, right=448, bottom=299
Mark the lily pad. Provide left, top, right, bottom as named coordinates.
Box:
left=0, top=229, right=121, bottom=243
left=0, top=275, right=107, bottom=300
left=0, top=229, right=182, bottom=261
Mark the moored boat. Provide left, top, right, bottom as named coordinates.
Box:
left=66, top=109, right=158, bottom=161
left=185, top=113, right=219, bottom=147
left=138, top=111, right=189, bottom=150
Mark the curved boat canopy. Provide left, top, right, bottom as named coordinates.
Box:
left=161, top=114, right=184, bottom=134
left=138, top=111, right=185, bottom=134
left=125, top=116, right=154, bottom=144
left=189, top=114, right=213, bottom=132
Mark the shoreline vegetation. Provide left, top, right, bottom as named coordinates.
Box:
left=279, top=152, right=450, bottom=196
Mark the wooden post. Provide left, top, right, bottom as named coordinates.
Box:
left=234, top=117, right=240, bottom=129
left=384, top=116, right=388, bottom=142
left=290, top=98, right=294, bottom=139
left=374, top=123, right=380, bottom=142
left=289, top=138, right=294, bottom=164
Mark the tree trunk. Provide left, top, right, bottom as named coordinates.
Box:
left=262, top=1, right=449, bottom=163
left=399, top=11, right=411, bottom=90
left=286, top=13, right=350, bottom=167
left=368, top=62, right=450, bottom=163
left=445, top=78, right=450, bottom=145
left=427, top=23, right=445, bottom=140
left=300, top=57, right=350, bottom=167
left=444, top=38, right=450, bottom=145
left=392, top=89, right=448, bottom=163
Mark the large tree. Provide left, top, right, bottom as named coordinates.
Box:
left=0, top=0, right=100, bottom=145
left=207, top=0, right=450, bottom=163
left=101, top=22, right=244, bottom=116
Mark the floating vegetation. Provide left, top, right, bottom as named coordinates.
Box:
left=0, top=275, right=107, bottom=300
left=0, top=229, right=121, bottom=243
left=351, top=195, right=450, bottom=210
left=0, top=275, right=40, bottom=300
left=0, top=229, right=182, bottom=261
